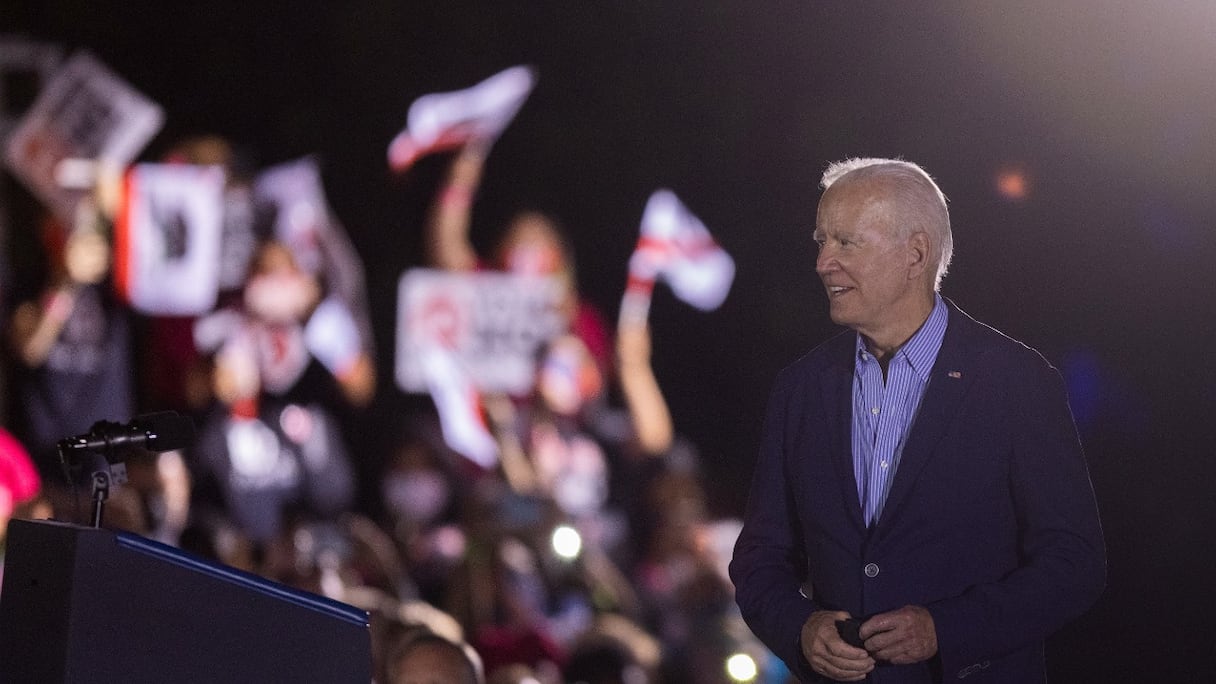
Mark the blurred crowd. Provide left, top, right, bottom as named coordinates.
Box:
left=0, top=103, right=784, bottom=682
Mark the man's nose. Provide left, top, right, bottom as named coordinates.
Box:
left=815, top=246, right=836, bottom=274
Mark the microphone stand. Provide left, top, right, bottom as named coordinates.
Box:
left=57, top=442, right=128, bottom=529
left=90, top=462, right=109, bottom=528
left=56, top=412, right=191, bottom=528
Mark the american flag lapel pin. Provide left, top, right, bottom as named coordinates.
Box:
left=947, top=370, right=962, bottom=379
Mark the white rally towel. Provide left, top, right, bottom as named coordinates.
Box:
left=114, top=163, right=226, bottom=315
left=620, top=189, right=735, bottom=325
left=304, top=296, right=363, bottom=378
left=418, top=345, right=499, bottom=469
left=387, top=65, right=537, bottom=172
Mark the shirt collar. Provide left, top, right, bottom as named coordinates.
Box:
left=854, top=294, right=949, bottom=382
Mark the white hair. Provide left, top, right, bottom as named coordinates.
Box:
left=820, top=157, right=953, bottom=290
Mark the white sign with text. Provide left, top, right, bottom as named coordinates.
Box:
left=396, top=269, right=564, bottom=395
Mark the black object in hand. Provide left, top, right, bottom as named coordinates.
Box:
left=835, top=617, right=864, bottom=648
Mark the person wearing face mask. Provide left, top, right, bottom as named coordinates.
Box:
left=238, top=239, right=375, bottom=408
left=187, top=317, right=357, bottom=552
left=527, top=334, right=610, bottom=520
left=185, top=238, right=365, bottom=549
left=378, top=428, right=467, bottom=608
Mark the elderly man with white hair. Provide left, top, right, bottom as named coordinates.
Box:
left=730, top=158, right=1105, bottom=683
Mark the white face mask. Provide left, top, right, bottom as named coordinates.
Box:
left=504, top=243, right=560, bottom=276
left=244, top=272, right=319, bottom=324
left=382, top=470, right=451, bottom=524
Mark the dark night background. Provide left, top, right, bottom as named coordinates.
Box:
left=3, top=2, right=1214, bottom=681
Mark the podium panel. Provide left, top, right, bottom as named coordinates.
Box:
left=0, top=519, right=371, bottom=683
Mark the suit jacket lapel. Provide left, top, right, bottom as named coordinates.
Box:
left=821, top=335, right=866, bottom=533
left=874, top=303, right=980, bottom=537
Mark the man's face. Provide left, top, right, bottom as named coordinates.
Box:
left=813, top=179, right=919, bottom=339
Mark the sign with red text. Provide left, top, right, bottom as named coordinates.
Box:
left=396, top=269, right=563, bottom=395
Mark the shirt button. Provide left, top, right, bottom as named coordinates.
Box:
left=880, top=460, right=889, bottom=469
left=870, top=407, right=880, bottom=415
left=864, top=563, right=880, bottom=578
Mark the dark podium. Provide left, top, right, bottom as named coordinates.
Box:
left=0, top=519, right=371, bottom=683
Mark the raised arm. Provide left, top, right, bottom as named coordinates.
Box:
left=10, top=285, right=76, bottom=368
left=614, top=316, right=673, bottom=457
left=425, top=144, right=487, bottom=272
left=11, top=205, right=111, bottom=368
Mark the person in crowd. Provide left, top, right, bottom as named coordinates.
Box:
left=5, top=200, right=134, bottom=480
left=228, top=238, right=375, bottom=409
left=630, top=455, right=737, bottom=682
left=562, top=614, right=661, bottom=684
left=730, top=158, right=1105, bottom=682
left=187, top=282, right=357, bottom=550
left=425, top=143, right=610, bottom=376
left=382, top=626, right=485, bottom=684
left=134, top=135, right=260, bottom=415
left=379, top=417, right=470, bottom=607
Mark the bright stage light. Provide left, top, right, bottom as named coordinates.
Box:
left=551, top=524, right=582, bottom=560
left=725, top=652, right=758, bottom=682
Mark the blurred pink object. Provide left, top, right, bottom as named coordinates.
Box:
left=388, top=65, right=537, bottom=172
left=0, top=428, right=41, bottom=519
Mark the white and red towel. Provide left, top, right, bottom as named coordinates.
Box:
left=621, top=189, right=735, bottom=325
left=418, top=345, right=499, bottom=469
left=388, top=65, right=537, bottom=172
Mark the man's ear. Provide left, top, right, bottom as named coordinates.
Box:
left=907, top=231, right=931, bottom=280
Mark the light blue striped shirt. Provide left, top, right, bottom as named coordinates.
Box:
left=852, top=295, right=948, bottom=527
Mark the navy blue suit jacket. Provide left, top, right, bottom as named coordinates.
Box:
left=730, top=301, right=1105, bottom=683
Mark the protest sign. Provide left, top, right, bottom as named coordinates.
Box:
left=396, top=269, right=563, bottom=395
left=114, top=163, right=225, bottom=315
left=3, top=51, right=163, bottom=221
left=254, top=156, right=332, bottom=274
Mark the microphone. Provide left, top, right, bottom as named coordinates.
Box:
left=57, top=411, right=196, bottom=459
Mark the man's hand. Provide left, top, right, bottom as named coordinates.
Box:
left=859, top=605, right=938, bottom=665
left=801, top=611, right=875, bottom=681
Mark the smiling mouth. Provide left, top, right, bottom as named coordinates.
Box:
left=827, top=286, right=853, bottom=297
